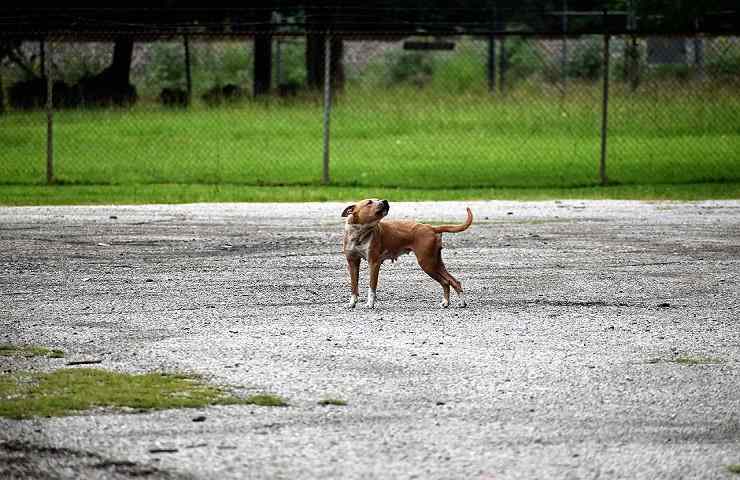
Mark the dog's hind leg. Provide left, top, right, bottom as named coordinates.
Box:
left=415, top=247, right=452, bottom=308
left=439, top=264, right=465, bottom=307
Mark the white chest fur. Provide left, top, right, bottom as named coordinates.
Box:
left=343, top=223, right=375, bottom=260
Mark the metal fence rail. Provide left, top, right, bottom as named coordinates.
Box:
left=1, top=33, right=738, bottom=189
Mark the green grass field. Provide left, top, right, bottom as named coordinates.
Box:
left=1, top=83, right=738, bottom=204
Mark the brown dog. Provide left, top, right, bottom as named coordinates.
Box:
left=341, top=199, right=472, bottom=309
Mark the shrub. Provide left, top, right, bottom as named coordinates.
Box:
left=505, top=37, right=542, bottom=82
left=145, top=42, right=187, bottom=91
left=565, top=38, right=603, bottom=80
left=706, top=44, right=740, bottom=77
left=385, top=50, right=435, bottom=87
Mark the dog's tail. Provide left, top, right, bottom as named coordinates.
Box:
left=433, top=208, right=473, bottom=234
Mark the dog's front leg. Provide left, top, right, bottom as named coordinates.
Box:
left=367, top=260, right=381, bottom=308
left=347, top=256, right=360, bottom=308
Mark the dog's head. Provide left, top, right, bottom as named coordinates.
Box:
left=341, top=199, right=390, bottom=225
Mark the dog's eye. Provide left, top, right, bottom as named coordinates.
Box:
left=366, top=200, right=373, bottom=206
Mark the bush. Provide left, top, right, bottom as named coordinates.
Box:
left=188, top=42, right=251, bottom=97
left=275, top=40, right=306, bottom=86
left=145, top=43, right=187, bottom=92
left=613, top=39, right=646, bottom=84
left=385, top=50, right=435, bottom=87
left=706, top=47, right=740, bottom=77
left=429, top=42, right=484, bottom=92
left=505, top=37, right=541, bottom=82
left=565, top=39, right=603, bottom=80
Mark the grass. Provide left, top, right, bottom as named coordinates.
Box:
left=0, top=182, right=737, bottom=206
left=0, top=82, right=738, bottom=203
left=317, top=398, right=348, bottom=406
left=646, top=355, right=723, bottom=366
left=244, top=394, right=288, bottom=407
left=0, top=345, right=65, bottom=359
left=0, top=368, right=277, bottom=419
left=727, top=464, right=740, bottom=475
left=671, top=356, right=724, bottom=366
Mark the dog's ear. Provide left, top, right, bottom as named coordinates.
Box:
left=341, top=205, right=355, bottom=217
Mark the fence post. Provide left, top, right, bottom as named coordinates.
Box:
left=498, top=35, right=506, bottom=94
left=322, top=33, right=332, bottom=185
left=487, top=35, right=496, bottom=92
left=600, top=29, right=610, bottom=186
left=183, top=34, right=192, bottom=105
left=561, top=0, right=568, bottom=86
left=44, top=38, right=54, bottom=185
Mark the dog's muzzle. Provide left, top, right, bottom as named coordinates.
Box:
left=379, top=200, right=390, bottom=216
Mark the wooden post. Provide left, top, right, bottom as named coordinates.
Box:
left=253, top=33, right=273, bottom=97
left=322, top=34, right=332, bottom=185
left=184, top=35, right=192, bottom=105
left=561, top=0, right=568, bottom=86
left=44, top=38, right=54, bottom=184
left=487, top=36, right=496, bottom=92
left=498, top=34, right=506, bottom=94
left=600, top=28, right=610, bottom=186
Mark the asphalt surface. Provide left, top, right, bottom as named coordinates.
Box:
left=1, top=200, right=739, bottom=480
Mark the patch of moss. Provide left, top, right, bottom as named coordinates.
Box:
left=0, top=368, right=251, bottom=419
left=0, top=345, right=64, bottom=359
left=317, top=398, right=347, bottom=406
left=244, top=394, right=288, bottom=407
left=645, top=355, right=723, bottom=366
left=672, top=356, right=723, bottom=366
left=727, top=464, right=740, bottom=475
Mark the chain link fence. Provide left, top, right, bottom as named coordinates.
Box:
left=1, top=33, right=738, bottom=189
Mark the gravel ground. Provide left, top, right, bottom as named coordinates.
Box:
left=1, top=200, right=739, bottom=480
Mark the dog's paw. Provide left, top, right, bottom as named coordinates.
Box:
left=440, top=300, right=450, bottom=308
left=347, top=295, right=358, bottom=309
left=366, top=289, right=376, bottom=309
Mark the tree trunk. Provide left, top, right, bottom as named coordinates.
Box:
left=78, top=36, right=136, bottom=107
left=253, top=34, right=272, bottom=96
left=107, top=37, right=134, bottom=86
left=306, top=34, right=344, bottom=91
left=693, top=36, right=704, bottom=79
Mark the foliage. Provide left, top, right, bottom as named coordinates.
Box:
left=565, top=38, right=604, bottom=81
left=706, top=40, right=740, bottom=77
left=384, top=50, right=436, bottom=87
left=142, top=42, right=186, bottom=93
left=275, top=39, right=307, bottom=86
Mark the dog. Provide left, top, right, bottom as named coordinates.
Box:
left=341, top=199, right=472, bottom=309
